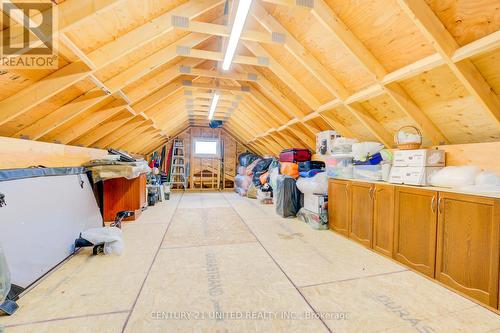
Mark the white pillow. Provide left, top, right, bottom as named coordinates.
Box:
left=430, top=166, right=481, bottom=188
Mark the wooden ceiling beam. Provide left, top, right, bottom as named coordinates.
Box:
left=452, top=30, right=500, bottom=63
left=384, top=83, right=448, bottom=145
left=171, top=19, right=284, bottom=45
left=286, top=124, right=316, bottom=149
left=396, top=0, right=500, bottom=126
left=126, top=58, right=204, bottom=102
left=104, top=33, right=211, bottom=93
left=73, top=111, right=135, bottom=148
left=346, top=103, right=393, bottom=147
left=133, top=79, right=185, bottom=114
left=1, top=0, right=126, bottom=57
left=0, top=62, right=91, bottom=127
left=112, top=121, right=154, bottom=149
left=179, top=66, right=259, bottom=82
left=13, top=89, right=111, bottom=141
left=93, top=116, right=146, bottom=148
left=122, top=130, right=160, bottom=153
left=318, top=111, right=356, bottom=138
left=243, top=40, right=320, bottom=111
left=181, top=81, right=251, bottom=93
left=272, top=130, right=303, bottom=148
left=0, top=1, right=221, bottom=127
left=44, top=99, right=129, bottom=144
left=87, top=0, right=224, bottom=69
left=177, top=48, right=270, bottom=68
left=246, top=87, right=291, bottom=124
left=251, top=4, right=350, bottom=99
left=235, top=64, right=304, bottom=119
left=226, top=119, right=256, bottom=143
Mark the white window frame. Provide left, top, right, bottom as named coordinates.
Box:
left=193, top=138, right=220, bottom=157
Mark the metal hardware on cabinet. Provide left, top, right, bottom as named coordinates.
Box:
left=438, top=197, right=443, bottom=214
left=369, top=186, right=375, bottom=199
left=431, top=195, right=436, bottom=213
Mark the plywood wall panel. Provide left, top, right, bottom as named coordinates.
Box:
left=267, top=4, right=374, bottom=93
left=471, top=48, right=500, bottom=96
left=260, top=42, right=333, bottom=103
left=324, top=0, right=435, bottom=72
left=425, top=0, right=500, bottom=46
left=0, top=80, right=94, bottom=138
left=65, top=0, right=187, bottom=53
left=400, top=65, right=500, bottom=143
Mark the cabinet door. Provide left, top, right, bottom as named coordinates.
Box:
left=394, top=187, right=438, bottom=277
left=436, top=193, right=500, bottom=307
left=349, top=182, right=374, bottom=247
left=328, top=179, right=350, bottom=236
left=373, top=184, right=395, bottom=257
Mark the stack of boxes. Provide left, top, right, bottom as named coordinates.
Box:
left=389, top=149, right=445, bottom=186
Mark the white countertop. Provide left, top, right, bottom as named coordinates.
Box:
left=330, top=177, right=500, bottom=199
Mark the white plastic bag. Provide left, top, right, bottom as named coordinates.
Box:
left=459, top=171, right=500, bottom=194
left=429, top=166, right=481, bottom=188
left=269, top=165, right=279, bottom=191
left=396, top=131, right=421, bottom=144
left=331, top=137, right=358, bottom=154
left=351, top=142, right=384, bottom=161
left=296, top=172, right=328, bottom=195
left=81, top=227, right=124, bottom=255
left=0, top=244, right=11, bottom=303
left=475, top=171, right=500, bottom=186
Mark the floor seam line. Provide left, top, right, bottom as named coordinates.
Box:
left=159, top=240, right=259, bottom=250
left=221, top=193, right=333, bottom=333
left=298, top=269, right=409, bottom=289
left=120, top=193, right=184, bottom=333
left=3, top=310, right=130, bottom=328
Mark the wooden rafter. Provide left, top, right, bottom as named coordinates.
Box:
left=396, top=0, right=500, bottom=126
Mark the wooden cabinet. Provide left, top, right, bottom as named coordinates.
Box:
left=327, top=178, right=500, bottom=309
left=435, top=193, right=500, bottom=307
left=328, top=179, right=350, bottom=236
left=103, top=173, right=147, bottom=222
left=373, top=184, right=395, bottom=257
left=394, top=187, right=438, bottom=277
left=349, top=182, right=374, bottom=247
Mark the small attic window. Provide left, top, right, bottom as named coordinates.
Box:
left=194, top=139, right=219, bottom=156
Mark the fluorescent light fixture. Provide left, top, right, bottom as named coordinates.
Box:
left=208, top=92, right=220, bottom=120
left=222, top=0, right=252, bottom=71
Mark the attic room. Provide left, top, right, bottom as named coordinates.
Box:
left=0, top=0, right=499, bottom=332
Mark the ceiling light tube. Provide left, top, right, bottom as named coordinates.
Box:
left=222, top=0, right=252, bottom=71
left=208, top=92, right=220, bottom=120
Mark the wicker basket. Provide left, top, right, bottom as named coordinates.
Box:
left=395, top=126, right=422, bottom=150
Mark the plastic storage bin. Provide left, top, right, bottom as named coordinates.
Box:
left=325, top=155, right=354, bottom=179
left=353, top=165, right=383, bottom=181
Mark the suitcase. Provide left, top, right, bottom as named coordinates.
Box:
left=279, top=149, right=311, bottom=163
left=298, top=161, right=325, bottom=172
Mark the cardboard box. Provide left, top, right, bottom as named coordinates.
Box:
left=303, top=193, right=328, bottom=214
left=316, top=130, right=340, bottom=156
left=393, top=149, right=445, bottom=167
left=389, top=166, right=443, bottom=186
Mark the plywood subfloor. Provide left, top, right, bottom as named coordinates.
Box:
left=1, top=192, right=500, bottom=332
